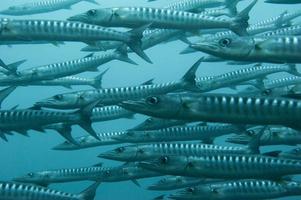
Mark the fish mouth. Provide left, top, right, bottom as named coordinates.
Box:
left=119, top=100, right=147, bottom=112
left=98, top=151, right=119, bottom=160
left=189, top=43, right=220, bottom=53
left=138, top=161, right=158, bottom=171
left=180, top=46, right=198, bottom=55
left=67, top=14, right=89, bottom=22
left=34, top=98, right=58, bottom=107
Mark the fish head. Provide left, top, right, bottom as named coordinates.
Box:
left=13, top=171, right=52, bottom=186
left=190, top=36, right=255, bottom=60
left=281, top=147, right=301, bottom=158
left=34, top=92, right=90, bottom=109
left=114, top=130, right=157, bottom=142
left=120, top=94, right=183, bottom=119
left=68, top=8, right=114, bottom=24
left=98, top=145, right=151, bottom=162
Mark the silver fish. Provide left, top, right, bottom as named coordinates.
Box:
left=68, top=0, right=257, bottom=36
left=265, top=0, right=301, bottom=4
left=34, top=59, right=201, bottom=109
left=0, top=181, right=99, bottom=200
left=0, top=0, right=99, bottom=16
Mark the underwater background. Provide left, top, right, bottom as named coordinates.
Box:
left=0, top=0, right=301, bottom=199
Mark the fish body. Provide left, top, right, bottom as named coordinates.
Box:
left=0, top=0, right=98, bottom=16
left=114, top=124, right=242, bottom=143
left=257, top=25, right=301, bottom=38
left=139, top=154, right=301, bottom=179
left=191, top=36, right=301, bottom=63
left=68, top=0, right=257, bottom=36
left=98, top=141, right=259, bottom=162
left=170, top=179, right=301, bottom=200
left=91, top=106, right=134, bottom=122
left=35, top=59, right=201, bottom=109
left=265, top=0, right=301, bottom=4
left=0, top=181, right=98, bottom=200
left=120, top=93, right=301, bottom=130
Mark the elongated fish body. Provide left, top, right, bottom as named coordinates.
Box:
left=14, top=163, right=160, bottom=185
left=35, top=59, right=200, bottom=109
left=31, top=76, right=98, bottom=88
left=113, top=124, right=241, bottom=143
left=139, top=154, right=301, bottom=179
left=0, top=40, right=64, bottom=46
left=129, top=117, right=192, bottom=131
left=252, top=10, right=301, bottom=27
left=265, top=0, right=301, bottom=4
left=170, top=179, right=295, bottom=200
left=0, top=18, right=135, bottom=45
left=121, top=93, right=301, bottom=130
left=99, top=142, right=256, bottom=162
left=166, top=0, right=231, bottom=11
left=0, top=0, right=98, bottom=16
left=227, top=127, right=301, bottom=146
left=264, top=76, right=301, bottom=90
left=0, top=181, right=97, bottom=200
left=199, top=7, right=234, bottom=17
left=91, top=106, right=134, bottom=122
left=196, top=64, right=300, bottom=92
left=0, top=109, right=79, bottom=131
left=148, top=176, right=215, bottom=191
left=52, top=131, right=126, bottom=150
left=68, top=1, right=257, bottom=36
left=257, top=25, right=301, bottom=38
left=191, top=36, right=301, bottom=63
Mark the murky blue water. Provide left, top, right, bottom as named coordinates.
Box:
left=0, top=0, right=301, bottom=199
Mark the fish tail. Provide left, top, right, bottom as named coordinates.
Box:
left=46, top=123, right=79, bottom=146
left=0, top=59, right=26, bottom=76
left=127, top=24, right=152, bottom=64
left=287, top=64, right=301, bottom=76
left=78, top=182, right=101, bottom=200
left=114, top=45, right=138, bottom=65
left=90, top=68, right=109, bottom=89
left=83, top=0, right=99, bottom=5
left=224, top=0, right=242, bottom=16
left=180, top=58, right=203, bottom=91
left=0, top=86, right=16, bottom=109
left=230, top=0, right=257, bottom=36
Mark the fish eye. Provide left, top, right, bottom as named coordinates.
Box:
left=53, top=94, right=63, bottom=100
left=146, top=118, right=153, bottom=123
left=186, top=187, right=195, bottom=193
left=105, top=170, right=110, bottom=175
left=293, top=148, right=301, bottom=153
left=146, top=96, right=159, bottom=105
left=219, top=38, right=232, bottom=47
left=262, top=89, right=271, bottom=95
left=138, top=148, right=144, bottom=154
left=160, top=156, right=169, bottom=164
left=27, top=172, right=34, bottom=177
left=115, top=147, right=125, bottom=153
left=246, top=130, right=255, bottom=136
left=87, top=9, right=97, bottom=16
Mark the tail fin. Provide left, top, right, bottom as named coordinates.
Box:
left=0, top=59, right=26, bottom=76
left=114, top=45, right=138, bottom=65
left=230, top=0, right=257, bottom=36
left=0, top=86, right=16, bottom=108
left=180, top=58, right=203, bottom=91
left=84, top=0, right=99, bottom=5
left=44, top=123, right=78, bottom=146
left=90, top=69, right=109, bottom=89
left=287, top=64, right=301, bottom=76
left=78, top=182, right=100, bottom=200
left=77, top=101, right=100, bottom=140
left=127, top=24, right=152, bottom=64
left=275, top=11, right=289, bottom=28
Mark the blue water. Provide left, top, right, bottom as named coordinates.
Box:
left=0, top=0, right=301, bottom=199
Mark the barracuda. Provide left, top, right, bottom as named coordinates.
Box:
left=98, top=135, right=261, bottom=162
left=14, top=163, right=161, bottom=186
left=0, top=181, right=99, bottom=200
left=90, top=105, right=135, bottom=122
left=196, top=64, right=300, bottom=92
left=265, top=0, right=301, bottom=4
left=113, top=123, right=242, bottom=143
left=148, top=176, right=217, bottom=191
left=68, top=0, right=257, bottom=36
left=264, top=76, right=301, bottom=90
left=227, top=126, right=301, bottom=146
left=52, top=131, right=126, bottom=150
left=190, top=36, right=301, bottom=63
left=139, top=154, right=301, bottom=179
left=257, top=25, right=301, bottom=38
left=267, top=148, right=301, bottom=160
left=129, top=117, right=192, bottom=131
left=34, top=59, right=201, bottom=109
left=0, top=18, right=151, bottom=63
left=0, top=0, right=98, bottom=16
left=252, top=10, right=301, bottom=27
left=120, top=93, right=301, bottom=130
left=169, top=179, right=301, bottom=200
left=31, top=74, right=104, bottom=89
